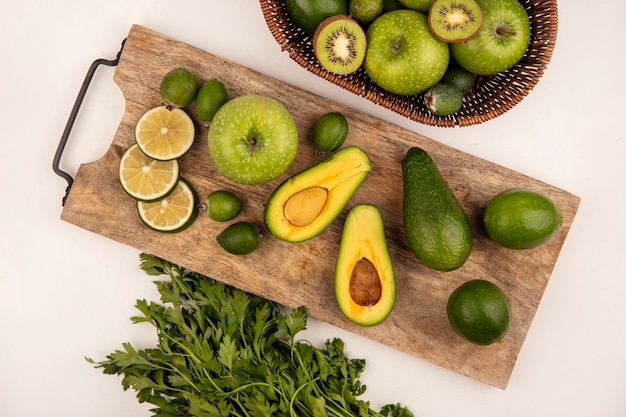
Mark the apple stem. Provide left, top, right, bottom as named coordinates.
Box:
left=246, top=137, right=258, bottom=154
left=495, top=24, right=517, bottom=37
left=393, top=37, right=402, bottom=52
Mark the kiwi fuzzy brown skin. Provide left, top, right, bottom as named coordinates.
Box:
left=428, top=0, right=484, bottom=43
left=312, top=15, right=367, bottom=76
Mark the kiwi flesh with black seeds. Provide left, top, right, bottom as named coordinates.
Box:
left=428, top=0, right=483, bottom=43
left=312, top=15, right=367, bottom=75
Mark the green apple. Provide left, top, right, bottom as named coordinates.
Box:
left=364, top=10, right=449, bottom=95
left=450, top=0, right=530, bottom=76
left=207, top=95, right=299, bottom=185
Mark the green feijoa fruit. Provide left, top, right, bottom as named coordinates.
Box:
left=217, top=222, right=261, bottom=255
left=205, top=190, right=242, bottom=222
left=195, top=79, right=229, bottom=125
left=285, top=0, right=349, bottom=35
left=311, top=112, right=349, bottom=153
left=447, top=279, right=511, bottom=345
left=484, top=188, right=563, bottom=249
left=349, top=0, right=384, bottom=25
left=160, top=67, right=198, bottom=110
left=402, top=147, right=472, bottom=271
left=382, top=0, right=406, bottom=12
left=424, top=83, right=464, bottom=116
left=440, top=65, right=477, bottom=94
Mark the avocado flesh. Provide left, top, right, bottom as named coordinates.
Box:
left=265, top=146, right=371, bottom=243
left=335, top=204, right=396, bottom=327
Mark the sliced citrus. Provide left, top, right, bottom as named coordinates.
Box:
left=137, top=178, right=198, bottom=233
left=118, top=143, right=180, bottom=201
left=135, top=105, right=195, bottom=160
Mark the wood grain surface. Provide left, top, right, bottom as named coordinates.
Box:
left=61, top=24, right=580, bottom=389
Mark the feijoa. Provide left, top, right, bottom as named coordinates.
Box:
left=440, top=65, right=476, bottom=94
left=195, top=79, right=229, bottom=125
left=311, top=111, right=349, bottom=153
left=424, top=83, right=464, bottom=116
left=160, top=68, right=198, bottom=110
left=217, top=222, right=261, bottom=255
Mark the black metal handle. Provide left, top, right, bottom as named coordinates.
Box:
left=52, top=38, right=126, bottom=206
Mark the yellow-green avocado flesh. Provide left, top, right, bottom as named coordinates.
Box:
left=264, top=146, right=371, bottom=243
left=335, top=204, right=396, bottom=327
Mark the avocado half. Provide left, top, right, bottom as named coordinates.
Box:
left=335, top=204, right=396, bottom=326
left=264, top=146, right=371, bottom=243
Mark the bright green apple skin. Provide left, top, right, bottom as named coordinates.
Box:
left=450, top=0, right=530, bottom=76
left=365, top=10, right=449, bottom=96
left=208, top=95, right=299, bottom=185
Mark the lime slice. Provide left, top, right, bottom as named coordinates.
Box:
left=135, top=105, right=195, bottom=160
left=118, top=143, right=180, bottom=201
left=137, top=178, right=197, bottom=232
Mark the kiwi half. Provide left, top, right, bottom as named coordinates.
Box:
left=428, top=0, right=483, bottom=42
left=313, top=15, right=367, bottom=75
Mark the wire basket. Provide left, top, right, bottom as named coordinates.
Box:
left=260, top=0, right=558, bottom=127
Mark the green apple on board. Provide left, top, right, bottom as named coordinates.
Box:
left=364, top=9, right=449, bottom=95
left=207, top=94, right=299, bottom=185
left=450, top=0, right=530, bottom=75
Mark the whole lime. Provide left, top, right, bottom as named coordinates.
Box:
left=311, top=112, right=349, bottom=153
left=447, top=279, right=511, bottom=345
left=205, top=190, right=242, bottom=222
left=484, top=188, right=563, bottom=249
left=285, top=0, right=349, bottom=34
left=160, top=68, right=198, bottom=109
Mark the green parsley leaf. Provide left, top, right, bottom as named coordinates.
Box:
left=87, top=254, right=414, bottom=417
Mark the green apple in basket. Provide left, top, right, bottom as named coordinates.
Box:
left=450, top=0, right=531, bottom=75
left=364, top=9, right=449, bottom=96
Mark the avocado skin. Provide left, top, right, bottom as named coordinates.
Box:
left=402, top=147, right=472, bottom=271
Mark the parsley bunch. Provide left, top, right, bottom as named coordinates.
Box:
left=88, top=254, right=412, bottom=417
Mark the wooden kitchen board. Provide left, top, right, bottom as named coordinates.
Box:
left=61, top=24, right=580, bottom=389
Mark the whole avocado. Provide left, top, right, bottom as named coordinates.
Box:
left=402, top=147, right=473, bottom=271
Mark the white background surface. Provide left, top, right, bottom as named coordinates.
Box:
left=1, top=1, right=625, bottom=416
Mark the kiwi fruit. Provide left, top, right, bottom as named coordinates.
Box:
left=312, top=15, right=367, bottom=75
left=428, top=0, right=483, bottom=43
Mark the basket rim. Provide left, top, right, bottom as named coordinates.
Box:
left=260, top=0, right=559, bottom=127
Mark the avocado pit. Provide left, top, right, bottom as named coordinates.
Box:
left=283, top=186, right=328, bottom=227
left=349, top=257, right=382, bottom=307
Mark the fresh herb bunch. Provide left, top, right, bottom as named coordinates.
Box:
left=87, top=253, right=413, bottom=417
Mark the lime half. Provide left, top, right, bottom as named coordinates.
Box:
left=118, top=143, right=180, bottom=201
left=135, top=105, right=195, bottom=161
left=137, top=178, right=197, bottom=232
